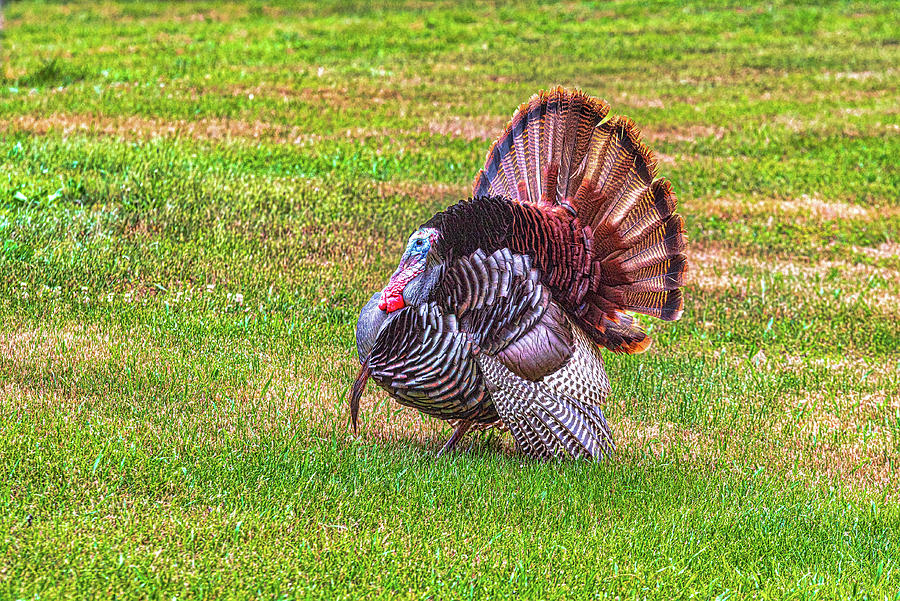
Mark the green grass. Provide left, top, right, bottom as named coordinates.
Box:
left=1, top=0, right=899, bottom=598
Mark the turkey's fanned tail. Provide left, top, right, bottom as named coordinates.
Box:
left=472, top=88, right=687, bottom=353
left=474, top=88, right=611, bottom=208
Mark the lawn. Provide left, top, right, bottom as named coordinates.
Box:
left=1, top=1, right=898, bottom=598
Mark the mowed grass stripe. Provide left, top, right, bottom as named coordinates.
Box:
left=2, top=72, right=896, bottom=132
left=3, top=2, right=897, bottom=98
left=2, top=130, right=897, bottom=223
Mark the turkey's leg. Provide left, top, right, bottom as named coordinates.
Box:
left=437, top=420, right=474, bottom=457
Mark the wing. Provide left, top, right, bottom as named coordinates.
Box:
left=438, top=247, right=574, bottom=381
left=360, top=248, right=573, bottom=422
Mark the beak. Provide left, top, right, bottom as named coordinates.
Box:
left=349, top=360, right=371, bottom=434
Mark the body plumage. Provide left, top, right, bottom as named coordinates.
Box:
left=351, top=88, right=686, bottom=459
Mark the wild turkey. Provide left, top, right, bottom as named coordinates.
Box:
left=350, top=88, right=686, bottom=459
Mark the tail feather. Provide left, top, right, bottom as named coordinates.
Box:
left=474, top=87, right=611, bottom=207
left=619, top=254, right=687, bottom=293
left=613, top=215, right=686, bottom=272
left=616, top=180, right=678, bottom=244
left=524, top=94, right=545, bottom=203
left=572, top=124, right=617, bottom=224
left=589, top=118, right=658, bottom=226
left=622, top=289, right=684, bottom=321
left=472, top=88, right=686, bottom=353
left=556, top=92, right=592, bottom=202
left=597, top=315, right=651, bottom=354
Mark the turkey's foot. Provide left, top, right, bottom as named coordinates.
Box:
left=436, top=420, right=474, bottom=457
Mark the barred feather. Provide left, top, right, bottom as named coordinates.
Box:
left=478, top=351, right=613, bottom=460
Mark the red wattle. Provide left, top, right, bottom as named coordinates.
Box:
left=379, top=293, right=405, bottom=312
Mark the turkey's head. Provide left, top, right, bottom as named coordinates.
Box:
left=378, top=227, right=441, bottom=312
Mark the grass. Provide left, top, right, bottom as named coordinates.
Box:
left=1, top=0, right=898, bottom=598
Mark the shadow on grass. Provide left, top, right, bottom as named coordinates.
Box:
left=8, top=58, right=85, bottom=87
left=357, top=422, right=517, bottom=460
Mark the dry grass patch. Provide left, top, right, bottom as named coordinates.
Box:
left=778, top=353, right=898, bottom=383
left=351, top=390, right=459, bottom=452
left=615, top=418, right=693, bottom=459
left=686, top=247, right=750, bottom=292
left=0, top=382, right=75, bottom=415
left=702, top=243, right=898, bottom=281
left=0, top=325, right=112, bottom=369
left=823, top=69, right=897, bottom=82
left=420, top=114, right=725, bottom=147
left=612, top=391, right=898, bottom=492
left=3, top=113, right=326, bottom=145
left=787, top=194, right=873, bottom=220
left=374, top=180, right=468, bottom=202
left=642, top=124, right=726, bottom=143
left=777, top=389, right=898, bottom=490
left=771, top=113, right=900, bottom=137
left=688, top=241, right=900, bottom=313
left=3, top=110, right=463, bottom=147
left=854, top=242, right=900, bottom=261
left=685, top=193, right=887, bottom=222
left=425, top=115, right=509, bottom=141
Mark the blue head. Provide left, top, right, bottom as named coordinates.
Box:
left=379, top=227, right=440, bottom=312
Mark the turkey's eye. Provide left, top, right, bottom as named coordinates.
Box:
left=414, top=239, right=424, bottom=248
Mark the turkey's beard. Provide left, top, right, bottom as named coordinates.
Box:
left=349, top=361, right=371, bottom=434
